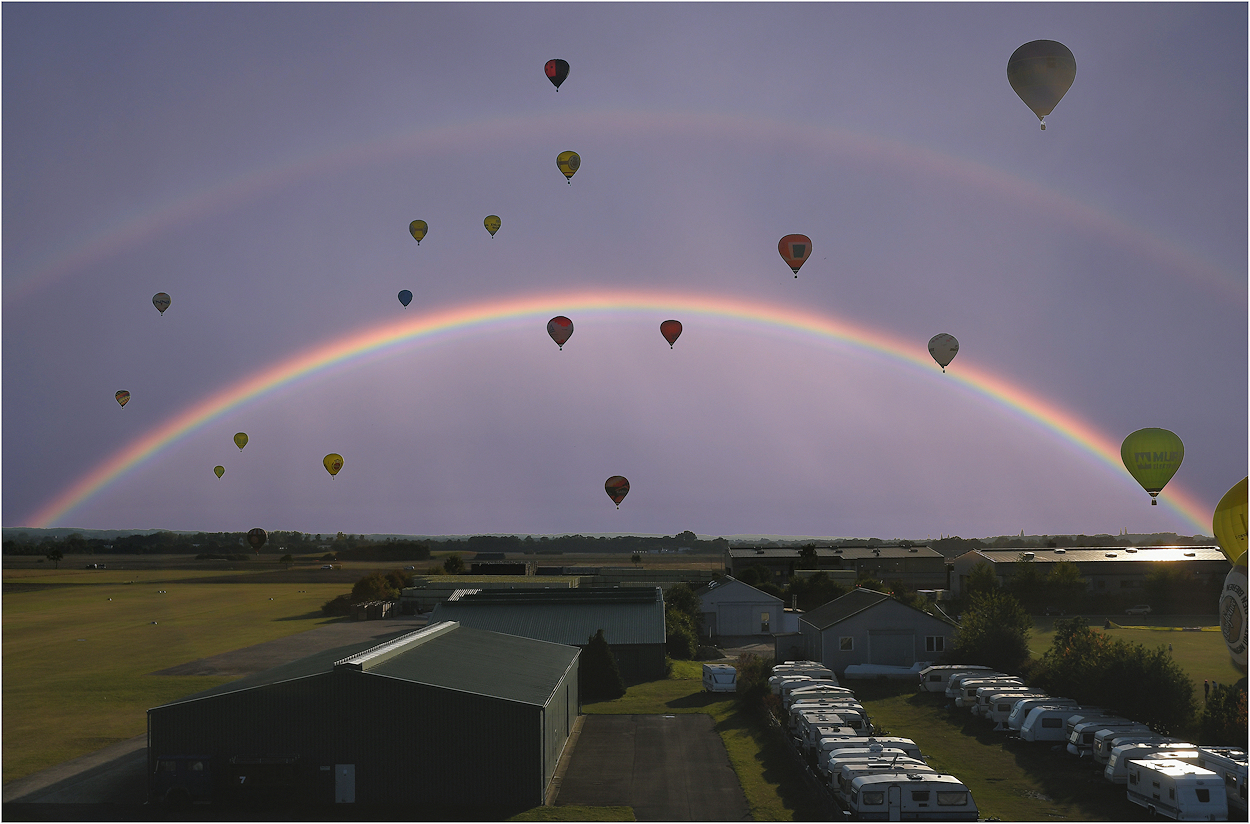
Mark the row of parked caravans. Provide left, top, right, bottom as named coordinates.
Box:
left=920, top=664, right=1247, bottom=821
left=773, top=661, right=979, bottom=820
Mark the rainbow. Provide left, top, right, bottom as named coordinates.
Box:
left=25, top=289, right=1213, bottom=532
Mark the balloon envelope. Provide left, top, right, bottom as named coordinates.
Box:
left=660, top=320, right=683, bottom=348
left=545, top=58, right=570, bottom=89
left=152, top=292, right=171, bottom=315
left=605, top=475, right=630, bottom=508
left=484, top=215, right=501, bottom=237
left=1220, top=554, right=1247, bottom=668
left=778, top=234, right=811, bottom=276
left=398, top=289, right=413, bottom=307
left=324, top=453, right=344, bottom=477
left=547, top=316, right=574, bottom=349
left=115, top=390, right=130, bottom=407
left=1007, top=40, right=1076, bottom=128
left=557, top=151, right=580, bottom=182
left=246, top=527, right=267, bottom=550
left=213, top=465, right=225, bottom=478
left=234, top=432, right=249, bottom=451
left=1120, top=428, right=1184, bottom=504
left=409, top=220, right=427, bottom=244
left=928, top=333, right=959, bottom=372
left=1213, top=476, right=1248, bottom=564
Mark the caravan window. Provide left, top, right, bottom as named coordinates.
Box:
left=861, top=791, right=884, bottom=805
left=1195, top=789, right=1210, bottom=803
left=1041, top=717, right=1062, bottom=728
left=911, top=790, right=930, bottom=802
left=937, top=791, right=969, bottom=806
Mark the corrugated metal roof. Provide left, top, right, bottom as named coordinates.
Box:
left=801, top=588, right=892, bottom=630
left=728, top=545, right=942, bottom=560
left=152, top=622, right=578, bottom=709
left=430, top=587, right=666, bottom=645
left=964, top=546, right=1228, bottom=564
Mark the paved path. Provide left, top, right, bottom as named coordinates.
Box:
left=555, top=714, right=751, bottom=821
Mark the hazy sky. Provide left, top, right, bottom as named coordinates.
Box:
left=4, top=3, right=1246, bottom=540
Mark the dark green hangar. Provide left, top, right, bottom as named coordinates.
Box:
left=147, top=621, right=579, bottom=812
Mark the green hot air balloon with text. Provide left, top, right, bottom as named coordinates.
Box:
left=1120, top=428, right=1184, bottom=505
left=1007, top=40, right=1076, bottom=130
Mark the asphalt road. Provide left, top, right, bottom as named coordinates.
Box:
left=555, top=714, right=751, bottom=821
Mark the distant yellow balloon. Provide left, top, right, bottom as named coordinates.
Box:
left=556, top=151, right=580, bottom=182
left=323, top=453, right=344, bottom=477
left=234, top=432, right=249, bottom=451
left=484, top=215, right=501, bottom=237
left=409, top=220, right=427, bottom=244
left=213, top=465, right=225, bottom=478
left=1120, top=428, right=1183, bottom=505
left=1213, top=477, right=1248, bottom=565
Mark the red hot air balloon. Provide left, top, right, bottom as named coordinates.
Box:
left=545, top=59, right=570, bottom=90
left=115, top=390, right=130, bottom=407
left=547, top=316, right=574, bottom=350
left=605, top=476, right=630, bottom=508
left=660, top=320, right=683, bottom=348
left=247, top=528, right=268, bottom=553
left=778, top=234, right=812, bottom=277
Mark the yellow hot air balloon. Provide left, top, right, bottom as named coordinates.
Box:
left=409, top=220, right=427, bottom=244
left=213, top=465, right=225, bottom=478
left=484, top=215, right=501, bottom=237
left=234, top=432, right=249, bottom=451
left=1007, top=40, right=1077, bottom=130
left=556, top=151, right=580, bottom=182
left=1120, top=428, right=1184, bottom=505
left=323, top=453, right=344, bottom=477
left=1213, top=477, right=1248, bottom=564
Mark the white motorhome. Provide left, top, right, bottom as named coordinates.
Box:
left=918, top=664, right=993, bottom=693
left=1104, top=743, right=1197, bottom=784
left=1090, top=727, right=1157, bottom=764
left=1197, top=747, right=1247, bottom=818
left=818, top=746, right=912, bottom=782
left=1065, top=718, right=1137, bottom=757
left=844, top=772, right=978, bottom=820
left=1007, top=697, right=1077, bottom=732
left=1019, top=706, right=1102, bottom=742
left=836, top=760, right=934, bottom=802
left=945, top=670, right=1006, bottom=698
left=983, top=691, right=1049, bottom=729
left=1126, top=759, right=1228, bottom=820
left=955, top=677, right=1024, bottom=709
left=701, top=663, right=737, bottom=693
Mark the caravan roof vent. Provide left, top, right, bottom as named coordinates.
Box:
left=1184, top=551, right=1196, bottom=557
left=1125, top=548, right=1137, bottom=553
left=1105, top=553, right=1117, bottom=558
left=909, top=547, right=918, bottom=552
left=1053, top=548, right=1066, bottom=554
left=1022, top=552, right=1035, bottom=559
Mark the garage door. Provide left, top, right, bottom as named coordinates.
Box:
left=868, top=630, right=914, bottom=666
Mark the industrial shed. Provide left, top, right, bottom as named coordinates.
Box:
left=147, top=621, right=578, bottom=812
left=695, top=576, right=784, bottom=638
left=799, top=588, right=956, bottom=675
left=431, top=587, right=667, bottom=684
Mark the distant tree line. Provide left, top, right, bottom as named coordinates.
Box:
left=2, top=531, right=430, bottom=562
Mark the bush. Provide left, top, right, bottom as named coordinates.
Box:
left=665, top=609, right=698, bottom=659
left=952, top=590, right=1032, bottom=673
left=351, top=572, right=399, bottom=603
left=1200, top=684, right=1247, bottom=748
left=443, top=554, right=465, bottom=574
left=735, top=652, right=774, bottom=708
left=321, top=594, right=352, bottom=616
left=580, top=629, right=626, bottom=701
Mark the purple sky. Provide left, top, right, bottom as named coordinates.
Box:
left=3, top=3, right=1245, bottom=540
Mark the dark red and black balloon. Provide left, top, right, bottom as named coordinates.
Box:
left=247, top=528, right=268, bottom=551
left=545, top=59, right=570, bottom=90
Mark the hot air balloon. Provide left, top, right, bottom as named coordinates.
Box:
left=660, top=320, right=683, bottom=348
left=213, top=465, right=225, bottom=478
left=1213, top=476, right=1248, bottom=564
left=152, top=292, right=171, bottom=315
left=234, top=432, right=249, bottom=451
left=545, top=58, right=570, bottom=90
left=398, top=289, right=413, bottom=307
left=928, top=334, right=959, bottom=372
left=323, top=453, right=344, bottom=477
left=605, top=475, right=630, bottom=508
left=557, top=151, right=580, bottom=183
left=1220, top=553, right=1247, bottom=668
left=484, top=215, right=501, bottom=237
left=547, top=316, right=574, bottom=350
left=409, top=220, right=427, bottom=244
left=115, top=390, right=130, bottom=408
left=778, top=234, right=811, bottom=277
left=1120, top=428, right=1184, bottom=505
left=1007, top=40, right=1077, bottom=130
left=247, top=527, right=267, bottom=551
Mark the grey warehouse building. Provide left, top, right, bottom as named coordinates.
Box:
left=147, top=621, right=579, bottom=811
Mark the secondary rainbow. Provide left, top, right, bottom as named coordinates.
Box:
left=26, top=289, right=1213, bottom=532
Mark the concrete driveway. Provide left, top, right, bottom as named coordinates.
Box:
left=555, top=714, right=750, bottom=821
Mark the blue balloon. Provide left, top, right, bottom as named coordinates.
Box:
left=398, top=290, right=413, bottom=307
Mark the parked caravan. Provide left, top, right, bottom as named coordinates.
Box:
left=702, top=664, right=737, bottom=693
left=955, top=677, right=1024, bottom=709
left=780, top=678, right=840, bottom=706
left=836, top=760, right=935, bottom=802
left=973, top=686, right=1044, bottom=719
left=1066, top=718, right=1137, bottom=757
left=984, top=691, right=1049, bottom=728
left=1090, top=727, right=1158, bottom=764
left=945, top=670, right=1006, bottom=698
left=1125, top=759, right=1228, bottom=820
left=1105, top=744, right=1198, bottom=784
left=792, top=705, right=871, bottom=739
left=1007, top=697, right=1078, bottom=732
left=819, top=738, right=924, bottom=779
left=820, top=747, right=913, bottom=784
left=844, top=772, right=978, bottom=820
left=786, top=683, right=856, bottom=709
left=802, top=723, right=859, bottom=759
left=1197, top=747, right=1247, bottom=818
left=1019, top=706, right=1103, bottom=742
left=918, top=664, right=993, bottom=693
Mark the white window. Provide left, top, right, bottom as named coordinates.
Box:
left=926, top=636, right=945, bottom=652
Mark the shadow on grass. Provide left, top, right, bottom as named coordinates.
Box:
left=275, top=611, right=339, bottom=622
left=712, top=709, right=827, bottom=821
left=664, top=691, right=724, bottom=710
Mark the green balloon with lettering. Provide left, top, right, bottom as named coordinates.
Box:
left=1120, top=428, right=1184, bottom=505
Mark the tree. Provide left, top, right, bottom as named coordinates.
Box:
left=46, top=548, right=63, bottom=569
left=279, top=554, right=293, bottom=564
left=951, top=590, right=1032, bottom=673
left=351, top=572, right=398, bottom=602
left=1045, top=560, right=1087, bottom=614
left=964, top=562, right=999, bottom=598
left=442, top=553, right=464, bottom=574
left=787, top=571, right=847, bottom=611
left=1200, top=684, right=1248, bottom=748
left=798, top=543, right=818, bottom=568
left=631, top=553, right=641, bottom=567
left=1004, top=556, right=1046, bottom=612
left=664, top=583, right=702, bottom=657
left=580, top=629, right=626, bottom=701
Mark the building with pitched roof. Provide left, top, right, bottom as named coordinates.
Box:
left=695, top=576, right=784, bottom=638
left=430, top=587, right=667, bottom=684
left=147, top=622, right=578, bottom=811
left=797, top=588, right=956, bottom=674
